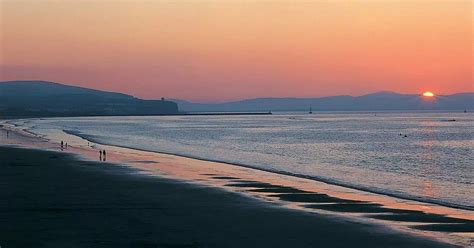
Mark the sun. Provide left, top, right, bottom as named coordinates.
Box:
left=422, top=91, right=435, bottom=97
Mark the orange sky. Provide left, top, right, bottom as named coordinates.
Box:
left=0, top=0, right=472, bottom=102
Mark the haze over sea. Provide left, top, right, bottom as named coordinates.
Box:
left=11, top=111, right=473, bottom=210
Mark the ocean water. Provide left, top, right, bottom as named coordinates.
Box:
left=9, top=112, right=474, bottom=210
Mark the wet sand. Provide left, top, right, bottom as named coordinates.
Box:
left=0, top=146, right=457, bottom=248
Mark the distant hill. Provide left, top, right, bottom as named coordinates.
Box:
left=173, top=91, right=474, bottom=112
left=0, top=81, right=179, bottom=117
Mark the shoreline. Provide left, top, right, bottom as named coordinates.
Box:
left=66, top=129, right=473, bottom=212
left=0, top=145, right=457, bottom=248
left=1, top=123, right=474, bottom=247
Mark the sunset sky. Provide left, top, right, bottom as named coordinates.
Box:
left=1, top=0, right=472, bottom=102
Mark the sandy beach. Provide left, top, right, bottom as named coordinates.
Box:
left=0, top=144, right=459, bottom=248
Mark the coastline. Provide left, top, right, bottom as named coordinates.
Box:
left=64, top=129, right=473, bottom=212
left=1, top=124, right=473, bottom=247
left=0, top=146, right=456, bottom=248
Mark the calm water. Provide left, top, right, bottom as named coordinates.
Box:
left=10, top=112, right=474, bottom=209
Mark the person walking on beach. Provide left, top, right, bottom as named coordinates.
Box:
left=103, top=150, right=107, bottom=161
left=99, top=150, right=103, bottom=161
left=65, top=143, right=68, bottom=149
left=6, top=130, right=9, bottom=139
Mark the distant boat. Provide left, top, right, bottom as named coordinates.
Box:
left=309, top=107, right=312, bottom=114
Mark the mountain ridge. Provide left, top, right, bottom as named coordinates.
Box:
left=172, top=92, right=474, bottom=112
left=0, top=80, right=179, bottom=117
left=0, top=80, right=133, bottom=99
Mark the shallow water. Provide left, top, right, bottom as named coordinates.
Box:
left=8, top=111, right=474, bottom=210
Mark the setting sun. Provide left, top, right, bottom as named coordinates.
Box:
left=422, top=91, right=435, bottom=97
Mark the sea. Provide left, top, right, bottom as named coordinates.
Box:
left=7, top=111, right=474, bottom=210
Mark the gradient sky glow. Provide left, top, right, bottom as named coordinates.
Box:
left=1, top=0, right=472, bottom=102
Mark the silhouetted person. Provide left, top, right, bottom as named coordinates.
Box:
left=61, top=141, right=63, bottom=149
left=6, top=130, right=9, bottom=138
left=99, top=150, right=102, bottom=161
left=65, top=143, right=68, bottom=149
left=103, top=150, right=107, bottom=161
